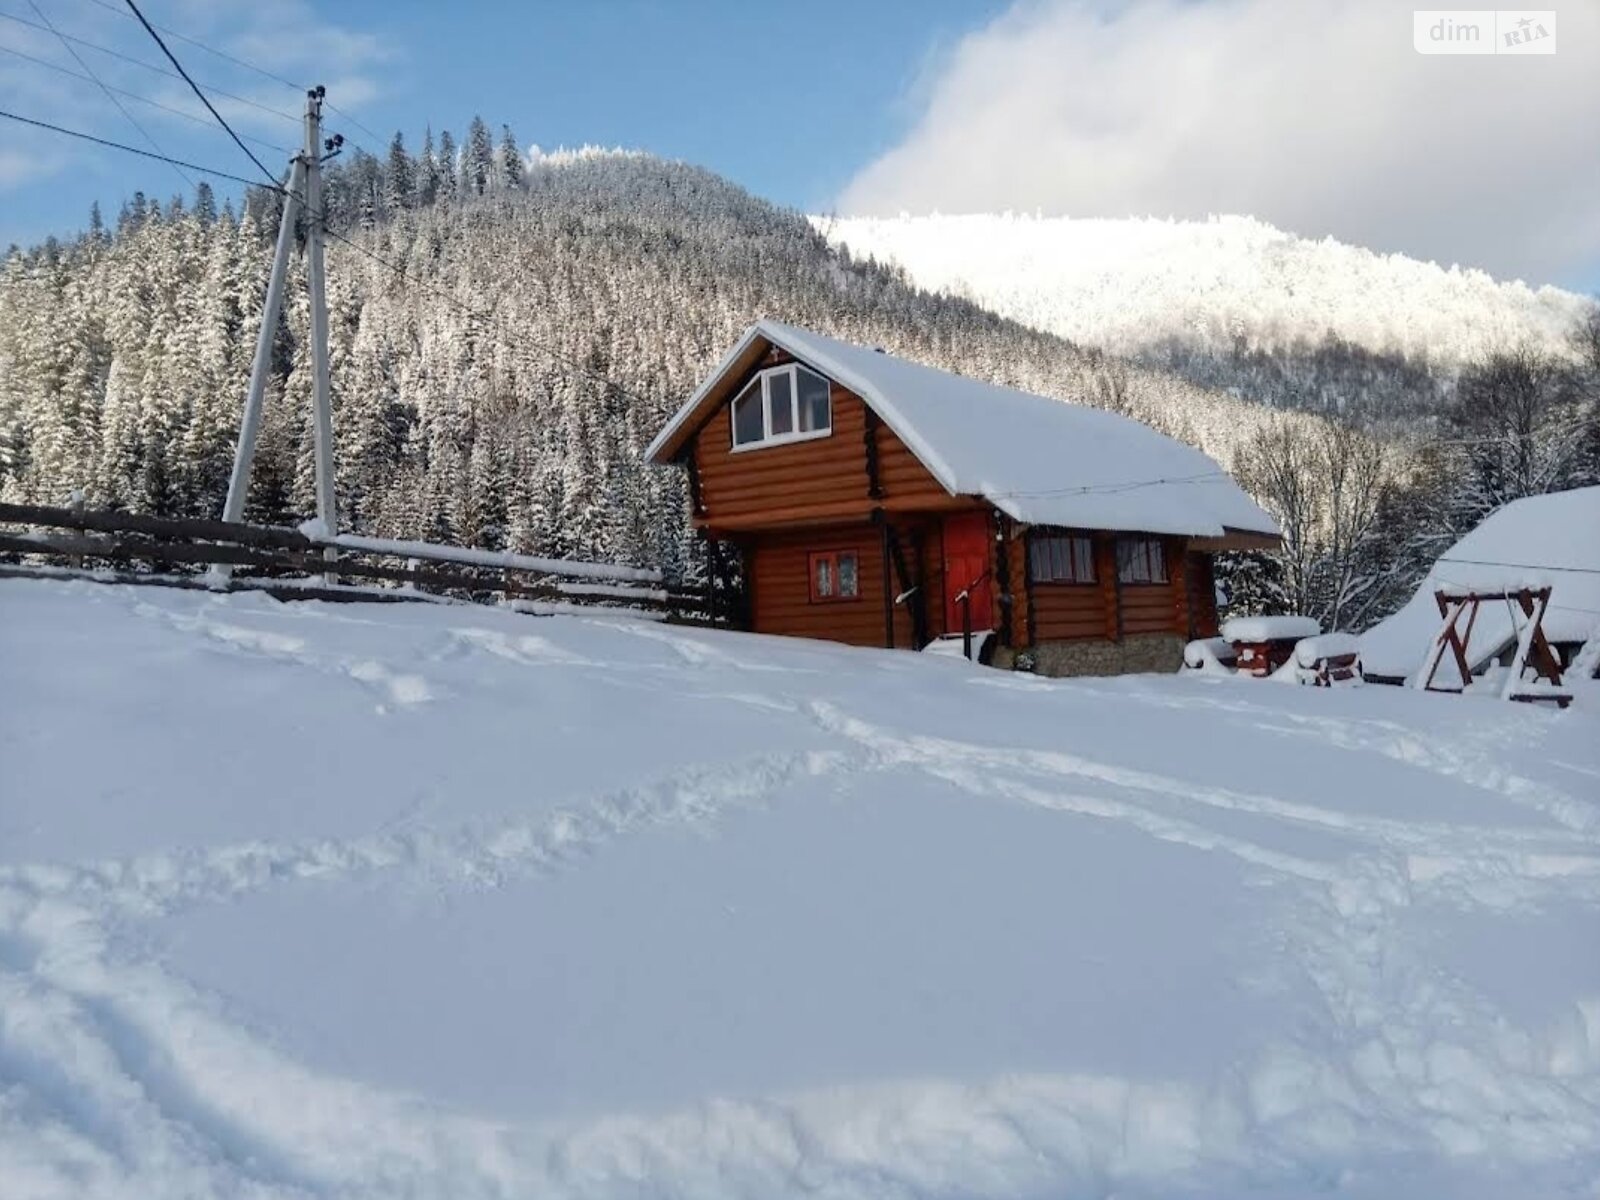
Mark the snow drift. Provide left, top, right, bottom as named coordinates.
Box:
left=1361, top=486, right=1600, bottom=683
left=1, top=578, right=1598, bottom=1199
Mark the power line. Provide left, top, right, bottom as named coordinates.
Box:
left=0, top=43, right=293, bottom=156
left=322, top=100, right=383, bottom=152
left=0, top=8, right=302, bottom=124
left=1437, top=556, right=1600, bottom=577
left=1425, top=411, right=1597, bottom=450
left=23, top=0, right=191, bottom=186
left=120, top=0, right=279, bottom=185
left=71, top=0, right=386, bottom=152
left=75, top=0, right=301, bottom=90
left=0, top=106, right=276, bottom=188
left=1432, top=573, right=1600, bottom=621
left=988, top=470, right=1228, bottom=500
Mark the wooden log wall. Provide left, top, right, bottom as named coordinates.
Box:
left=692, top=373, right=956, bottom=531
left=874, top=418, right=950, bottom=506
left=1002, top=530, right=1029, bottom=646
left=1020, top=531, right=1201, bottom=645
left=693, top=382, right=871, bottom=525
left=748, top=523, right=911, bottom=648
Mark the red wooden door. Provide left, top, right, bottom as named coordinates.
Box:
left=942, top=512, right=994, bottom=632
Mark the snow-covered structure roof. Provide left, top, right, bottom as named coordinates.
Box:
left=1361, top=487, right=1600, bottom=681
left=646, top=320, right=1279, bottom=541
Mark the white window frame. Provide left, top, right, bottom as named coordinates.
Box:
left=729, top=363, right=833, bottom=452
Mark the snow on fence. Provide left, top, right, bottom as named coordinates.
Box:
left=0, top=502, right=716, bottom=624
left=323, top=531, right=661, bottom=585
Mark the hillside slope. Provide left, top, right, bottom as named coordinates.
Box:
left=821, top=213, right=1589, bottom=368
left=0, top=152, right=1305, bottom=580
left=2, top=578, right=1598, bottom=1199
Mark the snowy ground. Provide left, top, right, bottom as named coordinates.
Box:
left=2, top=578, right=1598, bottom=1200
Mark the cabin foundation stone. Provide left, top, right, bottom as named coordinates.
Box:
left=997, top=633, right=1184, bottom=677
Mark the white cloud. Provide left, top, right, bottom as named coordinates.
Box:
left=0, top=147, right=65, bottom=190
left=839, top=0, right=1600, bottom=287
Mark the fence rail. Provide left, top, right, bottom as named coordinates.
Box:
left=0, top=501, right=719, bottom=624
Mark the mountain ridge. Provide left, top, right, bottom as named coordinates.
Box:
left=818, top=212, right=1590, bottom=371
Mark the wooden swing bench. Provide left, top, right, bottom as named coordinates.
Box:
left=1413, top=585, right=1572, bottom=708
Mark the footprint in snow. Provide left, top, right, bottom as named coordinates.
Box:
left=347, top=660, right=433, bottom=710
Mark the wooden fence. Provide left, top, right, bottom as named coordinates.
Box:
left=0, top=501, right=722, bottom=624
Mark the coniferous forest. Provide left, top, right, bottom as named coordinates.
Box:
left=2, top=122, right=1597, bottom=627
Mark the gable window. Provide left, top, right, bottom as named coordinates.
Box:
left=1116, top=537, right=1168, bottom=584
left=731, top=379, right=764, bottom=446
left=809, top=550, right=860, bottom=603
left=730, top=363, right=833, bottom=450
left=1029, top=533, right=1096, bottom=584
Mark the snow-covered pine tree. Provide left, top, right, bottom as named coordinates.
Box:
left=416, top=128, right=439, bottom=209
left=386, top=134, right=414, bottom=213
left=498, top=125, right=525, bottom=191
left=465, top=117, right=493, bottom=197
left=436, top=129, right=458, bottom=205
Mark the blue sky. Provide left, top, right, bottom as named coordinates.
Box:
left=0, top=0, right=1595, bottom=289
left=0, top=0, right=1006, bottom=247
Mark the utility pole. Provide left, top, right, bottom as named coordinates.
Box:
left=222, top=86, right=344, bottom=556
left=303, top=88, right=337, bottom=549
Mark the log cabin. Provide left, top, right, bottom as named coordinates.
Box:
left=645, top=321, right=1281, bottom=675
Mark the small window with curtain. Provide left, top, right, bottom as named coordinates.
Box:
left=1028, top=533, right=1096, bottom=584
left=1116, top=537, right=1168, bottom=584
left=809, top=550, right=860, bottom=603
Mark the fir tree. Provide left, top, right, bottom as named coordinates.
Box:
left=416, top=127, right=439, bottom=208
left=436, top=129, right=458, bottom=203
left=193, top=182, right=217, bottom=227
left=386, top=133, right=414, bottom=212
left=498, top=125, right=525, bottom=191
left=465, top=116, right=493, bottom=196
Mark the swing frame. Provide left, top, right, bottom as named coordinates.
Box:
left=1413, top=586, right=1571, bottom=708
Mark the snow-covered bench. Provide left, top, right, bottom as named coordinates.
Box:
left=1184, top=618, right=1360, bottom=687
left=1286, top=631, right=1361, bottom=687
left=1181, top=637, right=1238, bottom=674
left=1220, top=615, right=1321, bottom=677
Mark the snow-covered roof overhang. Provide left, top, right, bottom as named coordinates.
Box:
left=646, top=320, right=1280, bottom=541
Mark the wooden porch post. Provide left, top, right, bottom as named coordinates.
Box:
left=1097, top=535, right=1121, bottom=641
left=994, top=512, right=1014, bottom=649
left=879, top=513, right=895, bottom=649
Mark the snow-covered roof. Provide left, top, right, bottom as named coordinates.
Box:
left=1361, top=487, right=1600, bottom=681
left=646, top=320, right=1279, bottom=540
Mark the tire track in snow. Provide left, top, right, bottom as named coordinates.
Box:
left=0, top=747, right=860, bottom=920
left=806, top=699, right=1600, bottom=1175
left=1251, top=709, right=1600, bottom=834
left=805, top=701, right=1337, bottom=884
left=0, top=746, right=874, bottom=1196
left=804, top=702, right=1600, bottom=909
